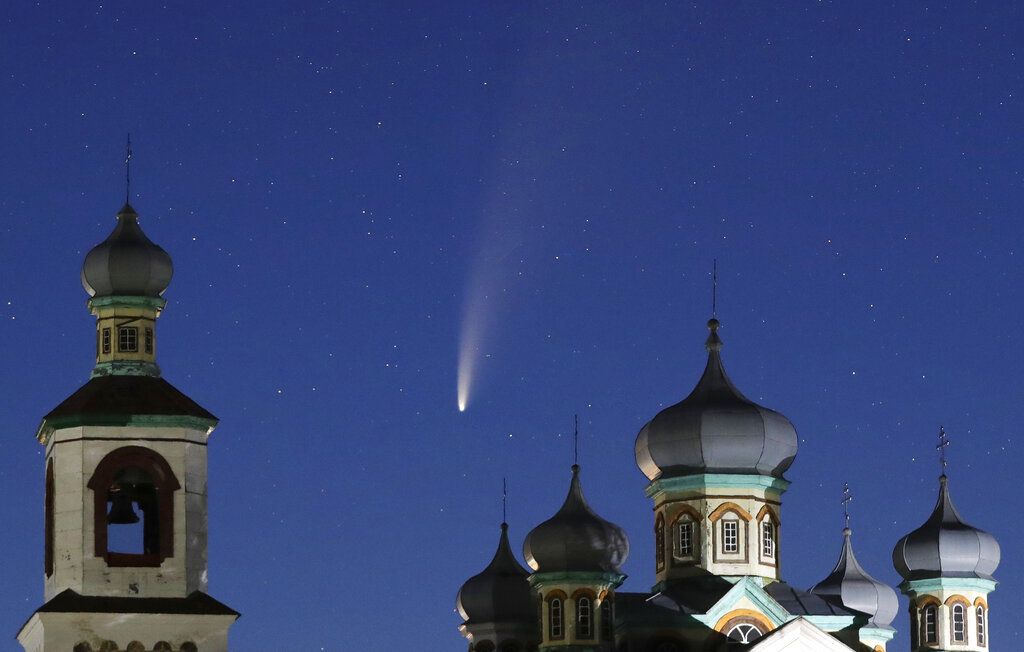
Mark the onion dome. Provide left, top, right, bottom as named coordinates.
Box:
left=523, top=465, right=629, bottom=574
left=456, top=523, right=535, bottom=626
left=810, top=528, right=899, bottom=627
left=893, top=475, right=1001, bottom=581
left=635, top=319, right=798, bottom=481
left=82, top=203, right=173, bottom=298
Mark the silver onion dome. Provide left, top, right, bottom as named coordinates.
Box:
left=523, top=465, right=629, bottom=574
left=635, top=319, right=798, bottom=481
left=892, top=475, right=1000, bottom=581
left=82, top=203, right=173, bottom=298
left=456, top=523, right=536, bottom=626
left=810, top=528, right=899, bottom=628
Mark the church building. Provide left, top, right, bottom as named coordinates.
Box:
left=18, top=202, right=238, bottom=652
left=457, top=318, right=1000, bottom=651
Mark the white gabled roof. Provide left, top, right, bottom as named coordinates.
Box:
left=748, top=618, right=855, bottom=651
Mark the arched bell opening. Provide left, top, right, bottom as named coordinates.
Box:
left=88, top=446, right=180, bottom=567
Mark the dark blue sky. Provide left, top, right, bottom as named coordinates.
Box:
left=0, top=2, right=1020, bottom=650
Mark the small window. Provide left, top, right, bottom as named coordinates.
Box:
left=723, top=520, right=739, bottom=554
left=102, top=328, right=111, bottom=354
left=600, top=599, right=613, bottom=641
left=549, top=598, right=563, bottom=639
left=923, top=605, right=937, bottom=643
left=118, top=327, right=138, bottom=352
left=655, top=514, right=665, bottom=570
left=977, top=606, right=986, bottom=646
left=676, top=518, right=693, bottom=557
left=761, top=520, right=775, bottom=558
left=952, top=603, right=966, bottom=642
left=144, top=327, right=153, bottom=354
left=577, top=596, right=593, bottom=639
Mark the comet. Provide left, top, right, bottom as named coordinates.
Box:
left=455, top=213, right=524, bottom=413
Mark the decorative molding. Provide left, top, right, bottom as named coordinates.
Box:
left=709, top=502, right=753, bottom=523
left=646, top=473, right=789, bottom=500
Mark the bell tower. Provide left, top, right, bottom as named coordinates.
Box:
left=18, top=201, right=238, bottom=652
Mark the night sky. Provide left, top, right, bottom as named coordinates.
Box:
left=0, top=3, right=1021, bottom=650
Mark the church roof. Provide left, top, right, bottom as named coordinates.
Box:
left=621, top=577, right=860, bottom=622
left=810, top=528, right=898, bottom=627
left=456, top=523, right=535, bottom=626
left=82, top=203, right=174, bottom=298
left=892, top=474, right=1000, bottom=581
left=40, top=375, right=217, bottom=435
left=635, top=319, right=798, bottom=481
left=29, top=589, right=238, bottom=618
left=523, top=464, right=629, bottom=574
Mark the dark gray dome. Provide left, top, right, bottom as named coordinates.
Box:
left=893, top=475, right=1000, bottom=581
left=635, top=320, right=798, bottom=481
left=523, top=465, right=629, bottom=574
left=82, top=203, right=173, bottom=298
left=810, top=528, right=899, bottom=628
left=457, top=523, right=535, bottom=626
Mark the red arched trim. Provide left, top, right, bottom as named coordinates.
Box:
left=87, top=446, right=180, bottom=567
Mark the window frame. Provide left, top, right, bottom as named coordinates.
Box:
left=676, top=518, right=693, bottom=558
left=951, top=602, right=966, bottom=643
left=118, top=326, right=139, bottom=353
left=101, top=327, right=111, bottom=355
left=549, top=597, right=564, bottom=640
left=655, top=513, right=666, bottom=571
left=144, top=327, right=153, bottom=354
left=577, top=596, right=593, bottom=639
left=761, top=519, right=775, bottom=559
left=600, top=598, right=613, bottom=641
left=977, top=605, right=986, bottom=647
left=722, top=519, right=740, bottom=554
left=923, top=604, right=937, bottom=643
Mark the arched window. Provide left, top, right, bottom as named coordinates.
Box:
left=952, top=603, right=966, bottom=642
left=577, top=596, right=593, bottom=639
left=977, top=605, right=986, bottom=646
left=726, top=623, right=763, bottom=644
left=761, top=519, right=775, bottom=559
left=923, top=605, right=938, bottom=643
left=600, top=598, right=614, bottom=640
left=549, top=598, right=563, bottom=640
left=674, top=516, right=694, bottom=558
left=88, top=446, right=180, bottom=567
left=45, top=459, right=55, bottom=577
left=655, top=514, right=665, bottom=571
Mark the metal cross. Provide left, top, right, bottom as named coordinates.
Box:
left=712, top=259, right=718, bottom=318
left=573, top=414, right=580, bottom=466
left=841, top=483, right=853, bottom=530
left=502, top=477, right=507, bottom=524
left=125, top=134, right=133, bottom=204
left=936, top=426, right=950, bottom=475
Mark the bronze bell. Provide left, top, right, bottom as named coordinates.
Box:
left=107, top=487, right=140, bottom=524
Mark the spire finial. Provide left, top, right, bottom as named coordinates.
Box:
left=936, top=425, right=950, bottom=477
left=712, top=258, right=718, bottom=319
left=502, top=477, right=507, bottom=525
left=573, top=414, right=579, bottom=468
left=841, top=482, right=853, bottom=532
left=124, top=133, right=133, bottom=205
